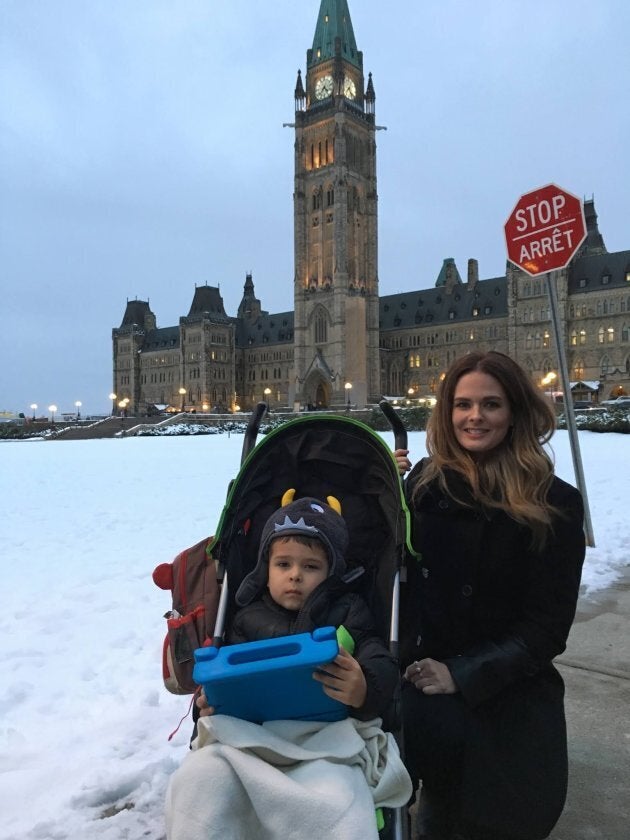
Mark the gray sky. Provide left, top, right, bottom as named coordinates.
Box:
left=2, top=0, right=628, bottom=416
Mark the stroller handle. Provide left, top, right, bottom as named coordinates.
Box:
left=240, top=402, right=268, bottom=464
left=378, top=399, right=408, bottom=451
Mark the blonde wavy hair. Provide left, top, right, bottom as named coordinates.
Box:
left=414, top=351, right=558, bottom=548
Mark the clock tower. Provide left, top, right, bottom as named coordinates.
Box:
left=290, top=0, right=380, bottom=410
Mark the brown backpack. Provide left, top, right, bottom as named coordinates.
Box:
left=152, top=537, right=219, bottom=694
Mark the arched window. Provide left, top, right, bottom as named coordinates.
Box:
left=600, top=355, right=610, bottom=376
left=598, top=327, right=605, bottom=344
left=570, top=330, right=577, bottom=347
left=525, top=332, right=533, bottom=350
left=573, top=358, right=585, bottom=379
left=314, top=310, right=328, bottom=344
left=579, top=329, right=587, bottom=345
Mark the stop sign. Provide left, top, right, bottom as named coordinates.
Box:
left=504, top=183, right=587, bottom=276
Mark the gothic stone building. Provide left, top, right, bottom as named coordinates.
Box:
left=113, top=1, right=630, bottom=415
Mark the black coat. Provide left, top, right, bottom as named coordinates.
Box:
left=230, top=581, right=399, bottom=724
left=401, top=463, right=585, bottom=839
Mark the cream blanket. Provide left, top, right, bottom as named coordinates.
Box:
left=165, top=714, right=412, bottom=840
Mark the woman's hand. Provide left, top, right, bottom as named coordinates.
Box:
left=404, top=658, right=458, bottom=695
left=195, top=688, right=215, bottom=717
left=312, top=646, right=368, bottom=708
left=394, top=448, right=412, bottom=476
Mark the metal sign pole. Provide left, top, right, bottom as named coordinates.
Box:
left=545, top=272, right=595, bottom=546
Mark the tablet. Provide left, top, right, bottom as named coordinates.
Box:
left=193, top=626, right=348, bottom=723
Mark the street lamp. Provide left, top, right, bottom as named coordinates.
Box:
left=178, top=387, right=186, bottom=412
left=264, top=387, right=272, bottom=408
left=48, top=404, right=57, bottom=424
left=109, top=392, right=117, bottom=416
left=541, top=371, right=557, bottom=401
left=30, top=403, right=37, bottom=421
left=75, top=400, right=82, bottom=420
left=344, top=382, right=352, bottom=411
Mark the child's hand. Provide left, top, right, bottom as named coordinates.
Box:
left=196, top=688, right=216, bottom=717
left=313, top=646, right=367, bottom=709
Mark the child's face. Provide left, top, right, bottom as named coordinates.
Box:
left=267, top=537, right=328, bottom=610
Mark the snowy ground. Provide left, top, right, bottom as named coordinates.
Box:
left=0, top=430, right=627, bottom=840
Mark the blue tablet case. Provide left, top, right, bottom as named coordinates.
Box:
left=193, top=626, right=348, bottom=723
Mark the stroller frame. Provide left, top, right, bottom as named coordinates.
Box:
left=206, top=402, right=415, bottom=839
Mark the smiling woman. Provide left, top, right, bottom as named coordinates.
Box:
left=396, top=351, right=586, bottom=840
left=451, top=370, right=513, bottom=457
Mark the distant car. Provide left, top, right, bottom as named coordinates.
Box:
left=601, top=397, right=630, bottom=409
left=572, top=401, right=593, bottom=409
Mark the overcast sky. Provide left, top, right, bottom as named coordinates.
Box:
left=2, top=0, right=628, bottom=415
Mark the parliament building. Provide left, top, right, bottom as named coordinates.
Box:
left=112, top=1, right=630, bottom=415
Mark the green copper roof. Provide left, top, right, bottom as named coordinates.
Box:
left=309, top=0, right=361, bottom=69
left=435, top=258, right=463, bottom=287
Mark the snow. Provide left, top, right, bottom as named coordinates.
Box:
left=0, top=430, right=627, bottom=840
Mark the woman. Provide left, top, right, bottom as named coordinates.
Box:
left=396, top=351, right=585, bottom=840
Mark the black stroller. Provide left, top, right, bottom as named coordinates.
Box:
left=201, top=402, right=416, bottom=839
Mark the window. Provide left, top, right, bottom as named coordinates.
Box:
left=578, top=278, right=588, bottom=288
left=607, top=327, right=615, bottom=343
left=543, top=330, right=550, bottom=349
left=314, top=311, right=327, bottom=344
left=580, top=329, right=587, bottom=345
left=601, top=274, right=611, bottom=285
left=598, top=327, right=605, bottom=344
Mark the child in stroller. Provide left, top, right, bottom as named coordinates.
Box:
left=164, top=409, right=414, bottom=839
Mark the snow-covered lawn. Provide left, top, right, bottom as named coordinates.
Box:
left=0, top=430, right=626, bottom=839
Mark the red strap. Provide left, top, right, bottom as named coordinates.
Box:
left=167, top=689, right=199, bottom=742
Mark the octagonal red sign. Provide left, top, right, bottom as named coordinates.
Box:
left=504, top=184, right=587, bottom=276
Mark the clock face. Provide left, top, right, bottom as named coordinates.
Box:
left=343, top=77, right=357, bottom=100
left=315, top=75, right=334, bottom=100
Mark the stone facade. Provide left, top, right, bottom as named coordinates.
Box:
left=112, top=3, right=630, bottom=414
